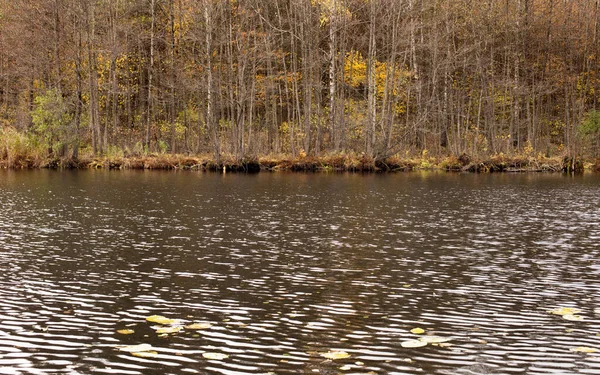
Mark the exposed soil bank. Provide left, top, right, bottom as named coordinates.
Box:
left=0, top=152, right=594, bottom=173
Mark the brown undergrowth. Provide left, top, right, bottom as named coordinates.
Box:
left=0, top=146, right=589, bottom=173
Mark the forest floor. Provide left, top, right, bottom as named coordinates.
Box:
left=0, top=151, right=594, bottom=173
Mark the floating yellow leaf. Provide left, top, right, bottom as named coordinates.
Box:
left=549, top=307, right=582, bottom=316
left=117, top=329, right=135, bottom=335
left=203, top=352, right=229, bottom=360
left=418, top=335, right=451, bottom=344
left=410, top=328, right=425, bottom=334
left=570, top=347, right=598, bottom=353
left=185, top=323, right=212, bottom=330
left=401, top=339, right=427, bottom=348
left=118, top=344, right=153, bottom=353
left=153, top=326, right=183, bottom=334
left=320, top=350, right=351, bottom=360
left=563, top=314, right=584, bottom=321
left=132, top=351, right=158, bottom=358
left=339, top=365, right=352, bottom=371
left=146, top=315, right=181, bottom=325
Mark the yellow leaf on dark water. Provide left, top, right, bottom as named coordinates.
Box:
left=117, top=344, right=153, bottom=353
left=419, top=336, right=451, bottom=344
left=401, top=339, right=427, bottom=348
left=185, top=323, right=212, bottom=330
left=410, top=328, right=425, bottom=334
left=117, top=329, right=135, bottom=335
left=132, top=351, right=158, bottom=358
left=548, top=307, right=582, bottom=316
left=146, top=315, right=181, bottom=325
left=570, top=347, right=598, bottom=353
left=320, top=350, right=351, bottom=360
left=153, top=326, right=182, bottom=334
left=563, top=314, right=584, bottom=321
left=202, top=352, right=229, bottom=360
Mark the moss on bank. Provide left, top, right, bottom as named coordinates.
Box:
left=0, top=150, right=593, bottom=173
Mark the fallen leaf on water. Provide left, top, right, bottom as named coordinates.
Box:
left=153, top=326, right=183, bottom=334
left=320, top=350, right=351, bottom=360
left=563, top=314, right=584, bottom=321
left=146, top=315, right=181, bottom=325
left=186, top=323, right=212, bottom=330
left=548, top=307, right=582, bottom=316
left=131, top=351, right=158, bottom=358
left=117, top=344, right=153, bottom=353
left=570, top=347, right=598, bottom=353
left=410, top=328, right=425, bottom=334
left=202, top=352, right=229, bottom=360
left=419, top=336, right=451, bottom=344
left=117, top=329, right=135, bottom=335
left=339, top=365, right=352, bottom=371
left=401, top=339, right=427, bottom=348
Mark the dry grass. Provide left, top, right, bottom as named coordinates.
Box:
left=0, top=136, right=587, bottom=174
left=0, top=127, right=47, bottom=168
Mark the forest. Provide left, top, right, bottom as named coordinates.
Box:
left=1, top=0, right=600, bottom=170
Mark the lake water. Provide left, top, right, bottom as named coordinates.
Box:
left=0, top=170, right=600, bottom=375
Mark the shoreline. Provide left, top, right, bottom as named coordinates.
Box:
left=0, top=153, right=593, bottom=173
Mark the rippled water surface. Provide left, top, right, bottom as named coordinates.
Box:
left=1, top=170, right=600, bottom=375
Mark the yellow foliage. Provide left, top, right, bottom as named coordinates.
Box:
left=343, top=50, right=409, bottom=116
left=312, top=0, right=352, bottom=26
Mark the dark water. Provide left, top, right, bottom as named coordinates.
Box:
left=1, top=170, right=600, bottom=375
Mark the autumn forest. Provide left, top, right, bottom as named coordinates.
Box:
left=2, top=0, right=600, bottom=170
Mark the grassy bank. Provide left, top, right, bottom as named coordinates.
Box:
left=0, top=144, right=594, bottom=173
